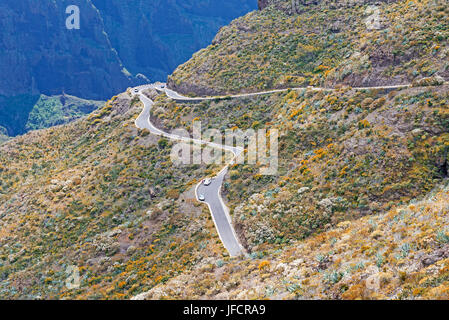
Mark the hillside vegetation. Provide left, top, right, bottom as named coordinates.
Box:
left=140, top=180, right=449, bottom=300
left=1, top=0, right=448, bottom=300
left=0, top=94, right=104, bottom=137
left=0, top=91, right=225, bottom=299
left=136, top=0, right=449, bottom=300
left=24, top=95, right=104, bottom=132
left=168, top=0, right=449, bottom=95
left=152, top=84, right=449, bottom=251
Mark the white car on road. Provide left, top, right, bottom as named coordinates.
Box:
left=198, top=194, right=205, bottom=201
left=203, top=178, right=212, bottom=186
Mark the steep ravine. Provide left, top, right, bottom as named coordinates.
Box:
left=0, top=0, right=257, bottom=136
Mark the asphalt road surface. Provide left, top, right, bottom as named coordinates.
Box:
left=134, top=85, right=245, bottom=257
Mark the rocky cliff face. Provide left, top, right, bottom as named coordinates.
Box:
left=0, top=0, right=139, bottom=136
left=0, top=0, right=136, bottom=100
left=92, top=0, right=257, bottom=82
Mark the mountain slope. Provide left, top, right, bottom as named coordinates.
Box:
left=0, top=90, right=225, bottom=299
left=24, top=94, right=105, bottom=132
left=132, top=0, right=449, bottom=300
left=139, top=180, right=449, bottom=300
left=151, top=83, right=449, bottom=250
left=168, top=0, right=449, bottom=95
left=1, top=0, right=449, bottom=301
left=0, top=94, right=104, bottom=137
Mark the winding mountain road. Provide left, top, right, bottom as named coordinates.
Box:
left=133, top=81, right=447, bottom=257
left=133, top=84, right=245, bottom=257
left=154, top=83, right=414, bottom=103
